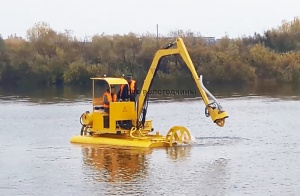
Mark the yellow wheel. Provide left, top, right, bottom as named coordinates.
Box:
left=165, top=126, right=192, bottom=147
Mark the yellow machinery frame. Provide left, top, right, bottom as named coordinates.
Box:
left=70, top=37, right=229, bottom=148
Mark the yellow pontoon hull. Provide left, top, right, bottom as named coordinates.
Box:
left=71, top=126, right=195, bottom=148
left=70, top=135, right=168, bottom=148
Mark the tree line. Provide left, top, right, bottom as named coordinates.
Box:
left=0, top=17, right=300, bottom=87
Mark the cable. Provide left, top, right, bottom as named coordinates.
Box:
left=79, top=113, right=84, bottom=126
left=137, top=93, right=149, bottom=129
left=205, top=102, right=217, bottom=117
left=79, top=114, right=86, bottom=135
left=205, top=106, right=210, bottom=117
left=141, top=95, right=150, bottom=127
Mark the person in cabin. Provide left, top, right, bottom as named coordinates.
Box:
left=103, top=85, right=117, bottom=113
left=117, top=75, right=139, bottom=102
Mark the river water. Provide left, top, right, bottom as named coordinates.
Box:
left=0, top=84, right=299, bottom=196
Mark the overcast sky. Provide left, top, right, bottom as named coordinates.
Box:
left=1, top=0, right=299, bottom=39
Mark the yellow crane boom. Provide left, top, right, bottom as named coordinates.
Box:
left=134, top=38, right=228, bottom=128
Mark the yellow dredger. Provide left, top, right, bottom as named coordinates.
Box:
left=70, top=37, right=229, bottom=148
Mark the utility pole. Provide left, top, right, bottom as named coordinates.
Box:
left=156, top=24, right=159, bottom=48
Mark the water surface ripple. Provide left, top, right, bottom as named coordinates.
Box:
left=0, top=94, right=299, bottom=195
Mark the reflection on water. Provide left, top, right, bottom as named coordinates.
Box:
left=81, top=146, right=152, bottom=183
left=165, top=145, right=193, bottom=160
left=0, top=85, right=92, bottom=104
left=78, top=142, right=232, bottom=196
left=0, top=83, right=299, bottom=104
left=81, top=145, right=197, bottom=183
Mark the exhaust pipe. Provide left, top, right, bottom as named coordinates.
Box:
left=199, top=75, right=224, bottom=112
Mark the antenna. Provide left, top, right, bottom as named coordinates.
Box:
left=156, top=24, right=158, bottom=39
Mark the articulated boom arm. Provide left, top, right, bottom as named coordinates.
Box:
left=134, top=38, right=228, bottom=128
